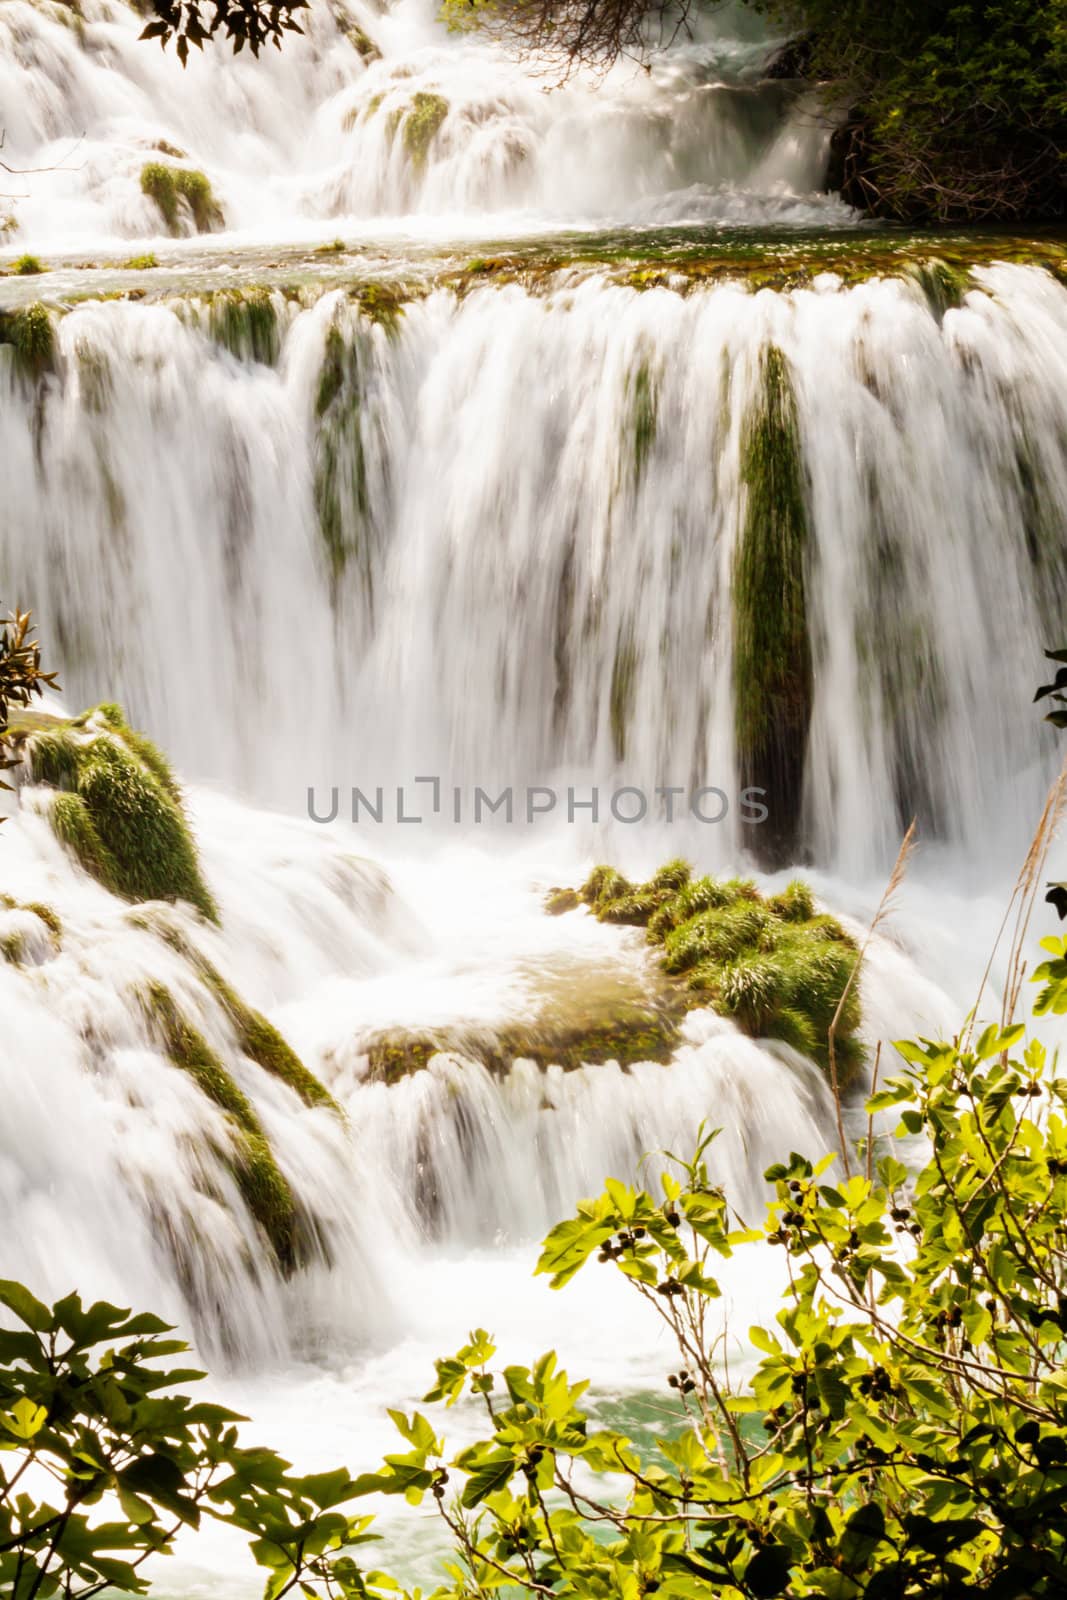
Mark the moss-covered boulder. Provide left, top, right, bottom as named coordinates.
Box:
left=0, top=303, right=57, bottom=383
left=391, top=92, right=449, bottom=172
left=560, top=859, right=864, bottom=1085
left=137, top=982, right=302, bottom=1271
left=22, top=704, right=218, bottom=922
left=364, top=955, right=688, bottom=1084
left=140, top=163, right=223, bottom=236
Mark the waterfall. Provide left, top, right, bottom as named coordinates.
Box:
left=0, top=0, right=847, bottom=250
left=2, top=5, right=1066, bottom=1590
left=2, top=265, right=1065, bottom=876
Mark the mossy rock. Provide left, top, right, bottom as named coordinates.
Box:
left=146, top=920, right=341, bottom=1117
left=137, top=982, right=301, bottom=1270
left=0, top=304, right=57, bottom=382
left=394, top=92, right=449, bottom=172
left=24, top=704, right=217, bottom=922
left=207, top=288, right=279, bottom=366
left=561, top=862, right=864, bottom=1085
left=364, top=993, right=685, bottom=1085
left=140, top=163, right=223, bottom=236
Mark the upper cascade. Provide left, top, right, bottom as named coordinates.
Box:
left=0, top=0, right=849, bottom=251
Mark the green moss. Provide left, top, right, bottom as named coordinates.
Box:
left=0, top=930, right=26, bottom=965
left=365, top=996, right=685, bottom=1085
left=609, top=629, right=637, bottom=763
left=314, top=238, right=347, bottom=256
left=627, top=359, right=657, bottom=484
left=12, top=254, right=45, bottom=276
left=316, top=325, right=347, bottom=419
left=733, top=346, right=812, bottom=865
left=554, top=861, right=864, bottom=1084
left=909, top=258, right=969, bottom=321
left=138, top=982, right=299, bottom=1269
left=122, top=253, right=158, bottom=270
left=345, top=22, right=380, bottom=60
left=0, top=304, right=57, bottom=381
left=28, top=706, right=217, bottom=922
left=208, top=288, right=279, bottom=367
left=140, top=163, right=222, bottom=236
left=147, top=924, right=340, bottom=1115
left=353, top=281, right=407, bottom=333
left=313, top=319, right=383, bottom=593
left=544, top=887, right=581, bottom=916
left=399, top=92, right=449, bottom=171
left=199, top=959, right=340, bottom=1115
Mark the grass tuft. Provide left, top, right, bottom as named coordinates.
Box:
left=552, top=860, right=864, bottom=1083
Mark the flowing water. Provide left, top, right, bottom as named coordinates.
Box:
left=2, top=0, right=1067, bottom=1591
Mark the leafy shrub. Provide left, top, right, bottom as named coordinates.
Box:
left=3, top=939, right=1067, bottom=1595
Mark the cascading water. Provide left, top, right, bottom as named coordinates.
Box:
left=0, top=0, right=845, bottom=246
left=2, top=0, right=1067, bottom=1591
left=2, top=267, right=1064, bottom=870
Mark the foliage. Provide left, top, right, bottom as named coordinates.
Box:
left=443, top=0, right=1065, bottom=220
left=1034, top=647, right=1067, bottom=732
left=0, top=610, right=58, bottom=827
left=136, top=0, right=309, bottom=64
left=439, top=0, right=695, bottom=73
left=10, top=255, right=45, bottom=276
left=25, top=704, right=218, bottom=922
left=4, top=942, right=1067, bottom=1595
left=0, top=306, right=57, bottom=382
left=351, top=956, right=1067, bottom=1600
left=0, top=1284, right=386, bottom=1599
left=121, top=255, right=159, bottom=271
left=763, top=0, right=1067, bottom=221
left=555, top=858, right=864, bottom=1080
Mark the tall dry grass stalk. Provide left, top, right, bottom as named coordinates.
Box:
left=961, top=757, right=1067, bottom=1045
left=828, top=819, right=917, bottom=1178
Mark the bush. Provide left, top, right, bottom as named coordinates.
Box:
left=0, top=608, right=57, bottom=822
left=0, top=1285, right=382, bottom=1599
left=3, top=934, right=1067, bottom=1595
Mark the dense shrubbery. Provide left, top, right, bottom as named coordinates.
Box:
left=440, top=0, right=1065, bottom=221
left=764, top=0, right=1067, bottom=221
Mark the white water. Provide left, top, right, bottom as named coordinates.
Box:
left=2, top=0, right=1067, bottom=1592
left=0, top=0, right=847, bottom=252
left=2, top=265, right=1065, bottom=874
